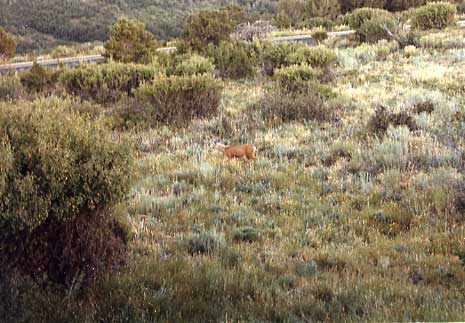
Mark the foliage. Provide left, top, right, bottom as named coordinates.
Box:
left=207, top=41, right=258, bottom=79
left=60, top=61, right=158, bottom=103
left=261, top=41, right=298, bottom=76
left=286, top=45, right=339, bottom=68
left=312, top=28, right=329, bottom=43
left=104, top=18, right=158, bottom=64
left=19, top=62, right=59, bottom=93
left=174, top=54, right=215, bottom=76
left=341, top=7, right=392, bottom=29
left=182, top=8, right=235, bottom=52
left=254, top=84, right=336, bottom=123
left=411, top=2, right=457, bottom=30
left=299, top=16, right=336, bottom=29
left=0, top=97, right=133, bottom=287
left=0, top=26, right=16, bottom=61
left=273, top=63, right=319, bottom=92
left=306, top=0, right=342, bottom=19
left=0, top=73, right=25, bottom=100
left=135, top=73, right=222, bottom=124
left=359, top=14, right=397, bottom=42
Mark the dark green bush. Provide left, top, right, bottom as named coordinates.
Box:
left=312, top=29, right=329, bottom=43
left=0, top=97, right=133, bottom=288
left=261, top=42, right=298, bottom=76
left=286, top=45, right=339, bottom=68
left=185, top=231, right=225, bottom=255
left=368, top=105, right=418, bottom=135
left=207, top=41, right=258, bottom=79
left=60, top=61, right=158, bottom=103
left=182, top=9, right=235, bottom=52
left=135, top=73, right=222, bottom=124
left=261, top=42, right=338, bottom=76
left=173, top=53, right=215, bottom=76
left=19, top=62, right=59, bottom=93
left=359, top=14, right=397, bottom=42
left=299, top=16, right=336, bottom=29
left=0, top=73, right=25, bottom=100
left=104, top=18, right=158, bottom=64
left=341, top=7, right=392, bottom=29
left=273, top=63, right=320, bottom=92
left=411, top=2, right=457, bottom=30
left=254, top=85, right=336, bottom=123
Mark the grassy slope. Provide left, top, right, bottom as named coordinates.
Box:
left=11, top=28, right=465, bottom=322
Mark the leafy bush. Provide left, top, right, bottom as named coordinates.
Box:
left=0, top=97, right=133, bottom=288
left=104, top=18, right=158, bottom=64
left=135, top=73, right=222, bottom=124
left=254, top=85, right=336, bottom=123
left=207, top=41, right=258, bottom=79
left=60, top=61, right=158, bottom=103
left=19, top=62, right=59, bottom=93
left=182, top=9, right=235, bottom=52
left=312, top=28, right=329, bottom=43
left=306, top=0, right=342, bottom=19
left=411, top=2, right=457, bottom=30
left=368, top=105, right=418, bottom=135
left=359, top=14, right=397, bottom=42
left=0, top=73, right=25, bottom=100
left=341, top=7, right=392, bottom=29
left=287, top=45, right=339, bottom=68
left=299, top=17, right=336, bottom=29
left=0, top=27, right=16, bottom=61
left=174, top=54, right=215, bottom=76
left=185, top=231, right=225, bottom=255
left=274, top=63, right=319, bottom=92
left=261, top=42, right=298, bottom=76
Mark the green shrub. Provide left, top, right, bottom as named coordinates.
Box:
left=261, top=42, right=298, bottom=76
left=19, top=62, right=59, bottom=93
left=185, top=231, right=225, bottom=255
left=299, top=17, right=335, bottom=29
left=359, top=14, right=397, bottom=42
left=182, top=9, right=235, bottom=52
left=411, top=2, right=457, bottom=30
left=254, top=85, right=336, bottom=123
left=306, top=0, right=342, bottom=19
left=312, top=28, right=329, bottom=43
left=341, top=7, right=392, bottom=29
left=286, top=45, right=339, bottom=68
left=273, top=12, right=293, bottom=28
left=274, top=63, right=320, bottom=92
left=207, top=41, right=258, bottom=79
left=60, top=61, right=158, bottom=103
left=104, top=18, right=157, bottom=64
left=135, top=73, right=222, bottom=124
left=0, top=97, right=133, bottom=287
left=0, top=73, right=25, bottom=100
left=174, top=54, right=215, bottom=76
left=0, top=27, right=16, bottom=61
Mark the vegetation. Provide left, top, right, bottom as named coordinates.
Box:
left=1, top=2, right=465, bottom=323
left=0, top=26, right=15, bottom=61
left=104, top=18, right=158, bottom=64
left=411, top=2, right=457, bottom=30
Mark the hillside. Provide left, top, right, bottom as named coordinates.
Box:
left=0, top=0, right=277, bottom=53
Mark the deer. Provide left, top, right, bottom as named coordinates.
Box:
left=214, top=143, right=257, bottom=160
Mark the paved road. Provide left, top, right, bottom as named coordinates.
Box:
left=0, top=47, right=177, bottom=74
left=1, top=21, right=463, bottom=73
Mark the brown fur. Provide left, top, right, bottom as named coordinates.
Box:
left=214, top=143, right=257, bottom=160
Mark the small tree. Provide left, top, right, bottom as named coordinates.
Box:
left=104, top=18, right=157, bottom=64
left=182, top=9, right=235, bottom=52
left=0, top=27, right=16, bottom=62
